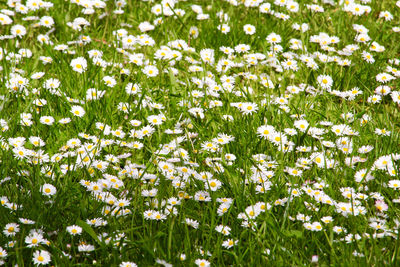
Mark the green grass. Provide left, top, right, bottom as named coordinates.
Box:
left=1, top=0, right=400, bottom=266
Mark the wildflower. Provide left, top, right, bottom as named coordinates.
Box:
left=243, top=24, right=256, bottom=35
left=205, top=179, right=222, bottom=191
left=39, top=16, right=54, bottom=28
left=317, top=75, right=333, bottom=90
left=0, top=247, right=7, bottom=258
left=25, top=232, right=44, bottom=248
left=70, top=57, right=87, bottom=73
left=266, top=32, right=281, bottom=44
left=218, top=24, right=231, bottom=34
left=120, top=262, right=137, bottom=267
left=200, top=49, right=215, bottom=64
left=217, top=203, right=231, bottom=216
left=142, top=65, right=159, bottom=77
left=86, top=88, right=105, bottom=101
left=321, top=216, right=333, bottom=224
left=379, top=11, right=393, bottom=21
left=32, top=250, right=51, bottom=265
left=195, top=259, right=210, bottom=267
left=66, top=225, right=82, bottom=236
left=240, top=102, right=258, bottom=115
left=19, top=218, right=35, bottom=225
left=3, top=223, right=19, bottom=237
left=285, top=167, right=302, bottom=177
left=11, top=24, right=27, bottom=37
left=215, top=225, right=231, bottom=236
left=376, top=73, right=394, bottom=83
left=71, top=106, right=85, bottom=117
left=185, top=218, right=199, bottom=229
left=222, top=239, right=238, bottom=249
left=40, top=116, right=55, bottom=125
left=257, top=125, right=276, bottom=138
left=375, top=200, right=388, bottom=212
left=388, top=180, right=400, bottom=190
left=361, top=51, right=374, bottom=63
left=78, top=244, right=95, bottom=252
left=374, top=128, right=390, bottom=136
left=294, top=119, right=309, bottom=132
left=189, top=26, right=199, bottom=38
left=41, top=184, right=57, bottom=196
left=333, top=226, right=346, bottom=234
left=391, top=91, right=400, bottom=103
left=103, top=76, right=116, bottom=87
left=235, top=44, right=250, bottom=53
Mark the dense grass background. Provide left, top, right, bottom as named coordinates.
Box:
left=1, top=0, right=400, bottom=266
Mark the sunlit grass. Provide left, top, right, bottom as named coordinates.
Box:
left=1, top=0, right=400, bottom=266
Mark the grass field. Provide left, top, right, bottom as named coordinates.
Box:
left=1, top=0, right=400, bottom=266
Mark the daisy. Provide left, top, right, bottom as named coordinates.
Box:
left=391, top=91, right=400, bottom=104
left=376, top=73, right=395, bottom=83
left=235, top=44, right=250, bottom=53
left=3, top=223, right=19, bottom=237
left=39, top=16, right=54, bottom=28
left=185, top=218, right=199, bottom=229
left=40, top=116, right=55, bottom=125
left=294, top=119, right=309, bottom=132
left=25, top=232, right=44, bottom=248
left=41, top=183, right=57, bottom=196
left=222, top=239, right=238, bottom=249
left=71, top=105, right=85, bottom=117
left=195, top=259, right=210, bottom=267
left=70, top=57, right=87, bottom=73
left=103, top=76, right=116, bottom=87
left=189, top=26, right=199, bottom=38
left=120, top=262, right=138, bottom=267
left=243, top=24, right=256, bottom=35
left=367, top=95, right=381, bottom=104
left=215, top=225, right=231, bottom=235
left=379, top=11, right=393, bottom=21
left=266, top=32, right=281, bottom=44
left=19, top=218, right=35, bottom=224
left=86, top=88, right=105, bottom=101
left=240, top=102, right=258, bottom=115
left=257, top=125, right=276, bottom=138
left=388, top=180, right=400, bottom=190
left=66, top=225, right=82, bottom=236
left=11, top=24, right=26, bottom=37
left=29, top=136, right=45, bottom=147
left=0, top=247, right=7, bottom=258
left=142, top=65, right=159, bottom=77
left=78, top=244, right=95, bottom=252
left=259, top=2, right=271, bottom=12
left=218, top=24, right=230, bottom=34
left=205, top=179, right=222, bottom=191
left=374, top=128, right=390, bottom=136
left=317, top=75, right=333, bottom=90
left=32, top=250, right=51, bottom=265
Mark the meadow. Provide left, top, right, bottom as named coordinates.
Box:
left=1, top=0, right=400, bottom=265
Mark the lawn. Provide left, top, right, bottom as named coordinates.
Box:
left=1, top=0, right=400, bottom=266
